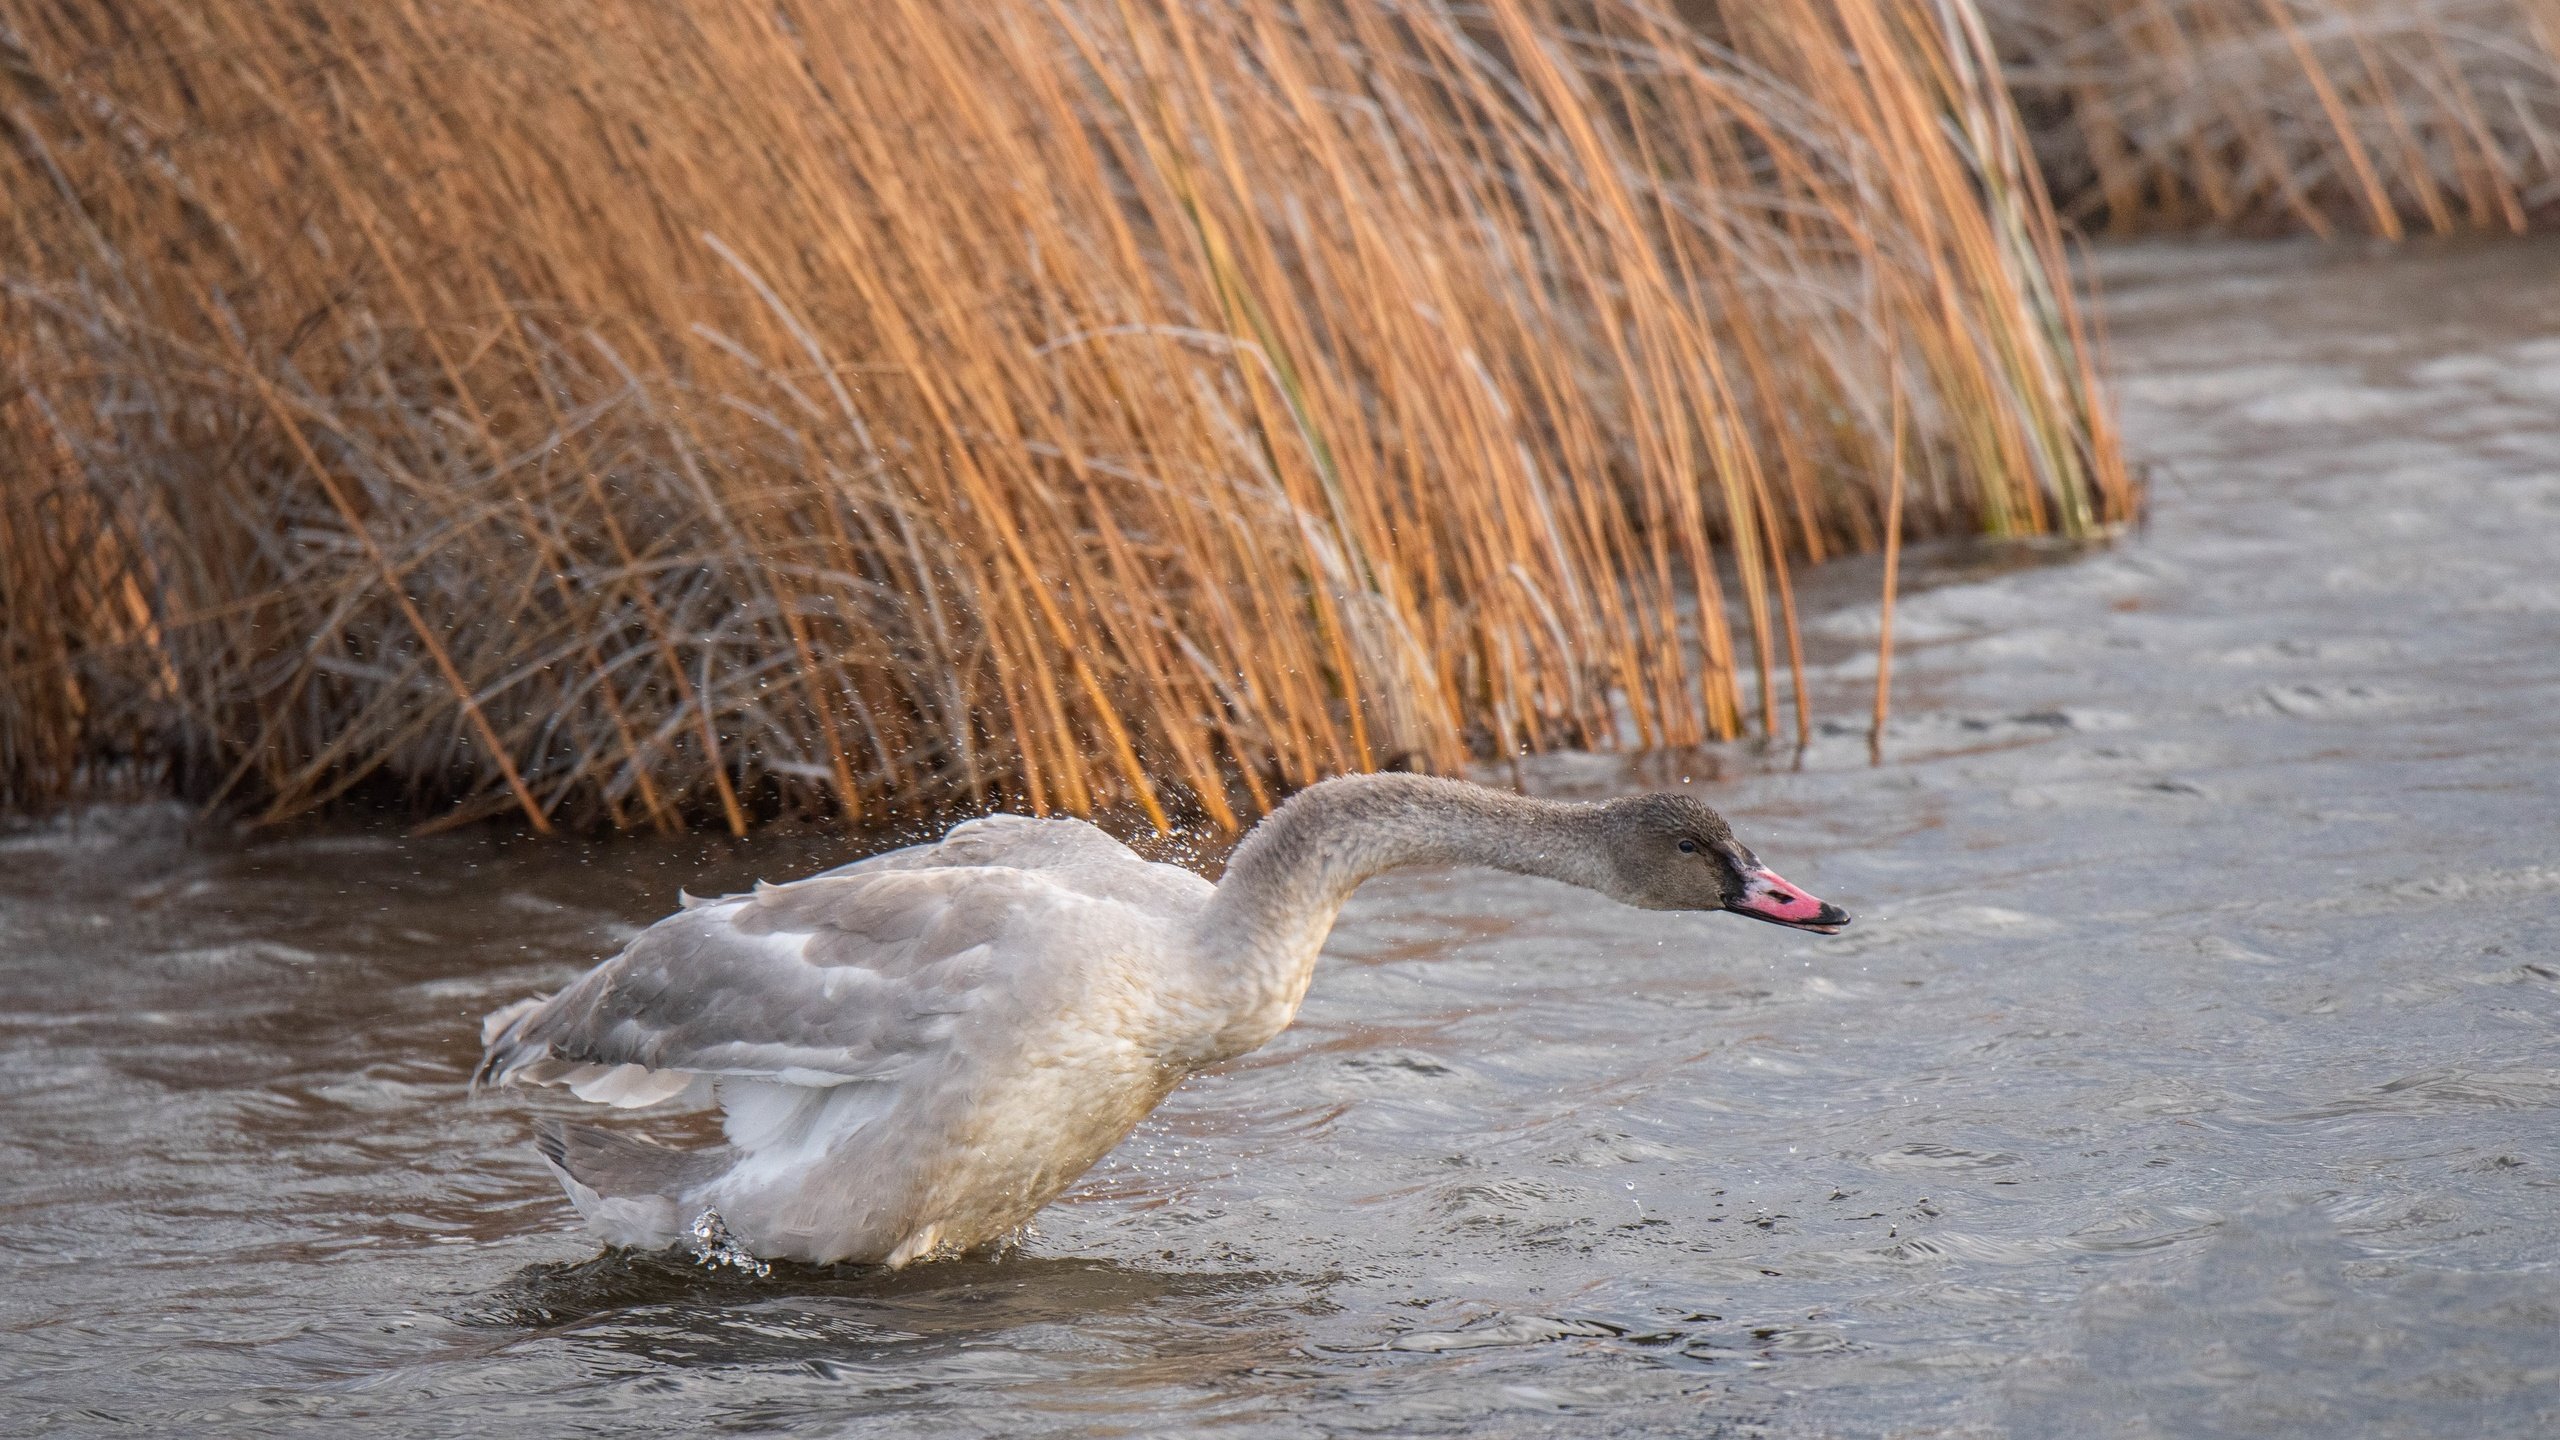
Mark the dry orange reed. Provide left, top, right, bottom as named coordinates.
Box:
left=0, top=0, right=2128, bottom=835
left=1993, top=0, right=2560, bottom=235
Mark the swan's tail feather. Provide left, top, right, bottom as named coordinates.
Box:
left=533, top=1121, right=739, bottom=1251
left=536, top=1120, right=736, bottom=1196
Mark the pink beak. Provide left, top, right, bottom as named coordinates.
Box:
left=1726, top=865, right=1852, bottom=934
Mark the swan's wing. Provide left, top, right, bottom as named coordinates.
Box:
left=475, top=865, right=1097, bottom=1103
left=792, top=813, right=1210, bottom=919
left=812, top=814, right=1142, bottom=880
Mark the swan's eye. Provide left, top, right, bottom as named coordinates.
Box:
left=1676, top=839, right=1699, bottom=854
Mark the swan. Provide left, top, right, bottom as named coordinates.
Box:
left=474, top=773, right=1850, bottom=1265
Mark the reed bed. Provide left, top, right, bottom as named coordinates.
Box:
left=1991, top=0, right=2560, bottom=235
left=1, top=0, right=2127, bottom=834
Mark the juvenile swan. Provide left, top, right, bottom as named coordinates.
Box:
left=476, top=774, right=1849, bottom=1264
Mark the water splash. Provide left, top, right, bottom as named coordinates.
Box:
left=686, top=1209, right=770, bottom=1279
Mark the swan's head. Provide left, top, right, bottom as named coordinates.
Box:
left=1595, top=794, right=1852, bottom=934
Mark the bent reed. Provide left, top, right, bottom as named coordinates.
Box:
left=1, top=0, right=2128, bottom=834
left=1994, top=0, right=2560, bottom=236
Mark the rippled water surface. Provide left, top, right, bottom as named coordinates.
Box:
left=7, top=242, right=2560, bottom=1437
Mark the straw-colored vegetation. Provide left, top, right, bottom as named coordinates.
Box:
left=1993, top=0, right=2560, bottom=235
left=2, top=0, right=2127, bottom=834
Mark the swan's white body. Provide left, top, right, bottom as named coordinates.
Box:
left=476, top=776, right=1847, bottom=1264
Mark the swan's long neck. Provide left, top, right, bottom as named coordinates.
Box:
left=1179, top=774, right=1611, bottom=1061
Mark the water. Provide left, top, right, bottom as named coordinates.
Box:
left=5, top=240, right=2559, bottom=1437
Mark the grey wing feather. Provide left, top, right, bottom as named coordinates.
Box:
left=477, top=867, right=1029, bottom=1093
left=475, top=815, right=1207, bottom=1100
left=810, top=814, right=1142, bottom=879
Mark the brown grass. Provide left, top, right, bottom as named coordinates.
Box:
left=0, top=0, right=2128, bottom=834
left=1992, top=0, right=2560, bottom=235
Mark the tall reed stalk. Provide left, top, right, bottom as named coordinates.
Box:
left=1, top=0, right=2127, bottom=832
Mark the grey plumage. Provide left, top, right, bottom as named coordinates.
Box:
left=536, top=1119, right=735, bottom=1196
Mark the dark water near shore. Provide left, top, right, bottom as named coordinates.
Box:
left=6, top=241, right=2559, bottom=1437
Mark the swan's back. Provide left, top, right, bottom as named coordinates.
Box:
left=476, top=814, right=1215, bottom=1263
